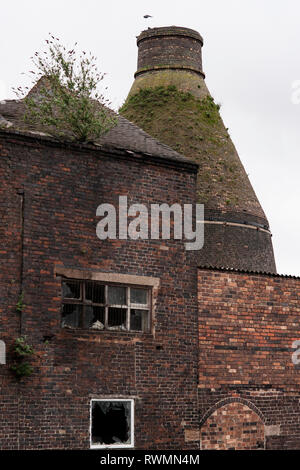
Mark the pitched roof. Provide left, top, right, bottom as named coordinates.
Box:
left=0, top=98, right=197, bottom=168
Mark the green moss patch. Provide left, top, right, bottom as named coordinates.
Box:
left=119, top=85, right=256, bottom=210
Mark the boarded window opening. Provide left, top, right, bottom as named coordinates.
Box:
left=91, top=399, right=134, bottom=448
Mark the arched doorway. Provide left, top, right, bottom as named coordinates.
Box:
left=200, top=401, right=265, bottom=450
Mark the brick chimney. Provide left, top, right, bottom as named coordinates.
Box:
left=121, top=26, right=277, bottom=273
left=135, top=26, right=204, bottom=79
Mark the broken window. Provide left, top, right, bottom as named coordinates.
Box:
left=61, top=280, right=150, bottom=332
left=91, top=399, right=134, bottom=448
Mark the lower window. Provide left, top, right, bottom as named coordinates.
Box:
left=90, top=399, right=134, bottom=448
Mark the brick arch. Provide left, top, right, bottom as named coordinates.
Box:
left=200, top=399, right=265, bottom=450
left=200, top=397, right=265, bottom=426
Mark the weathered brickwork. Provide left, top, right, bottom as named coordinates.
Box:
left=198, top=269, right=300, bottom=449
left=0, top=131, right=199, bottom=449
left=0, top=123, right=299, bottom=449
left=136, top=26, right=204, bottom=77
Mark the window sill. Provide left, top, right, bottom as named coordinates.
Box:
left=59, top=326, right=153, bottom=340
left=90, top=444, right=134, bottom=449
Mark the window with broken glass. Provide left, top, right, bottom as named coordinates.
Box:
left=61, top=280, right=150, bottom=332
left=91, top=399, right=134, bottom=448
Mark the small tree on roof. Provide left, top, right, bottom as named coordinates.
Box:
left=14, top=34, right=117, bottom=142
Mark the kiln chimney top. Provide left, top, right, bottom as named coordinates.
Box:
left=135, top=26, right=204, bottom=79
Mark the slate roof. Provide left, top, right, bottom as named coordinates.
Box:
left=0, top=98, right=197, bottom=168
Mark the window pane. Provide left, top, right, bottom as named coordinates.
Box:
left=85, top=282, right=105, bottom=304
left=108, top=286, right=126, bottom=305
left=62, top=281, right=81, bottom=299
left=130, top=309, right=148, bottom=332
left=84, top=306, right=105, bottom=329
left=61, top=304, right=82, bottom=328
left=107, top=308, right=127, bottom=330
left=91, top=400, right=132, bottom=446
left=130, top=288, right=148, bottom=305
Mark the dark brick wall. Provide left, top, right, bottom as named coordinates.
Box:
left=0, top=131, right=199, bottom=449
left=198, top=269, right=300, bottom=449
left=201, top=208, right=276, bottom=272
left=1, top=130, right=299, bottom=450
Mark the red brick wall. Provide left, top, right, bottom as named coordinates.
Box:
left=0, top=131, right=198, bottom=449
left=198, top=269, right=300, bottom=449
left=198, top=269, right=300, bottom=388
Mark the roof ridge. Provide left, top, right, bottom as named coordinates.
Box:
left=0, top=98, right=197, bottom=167
left=116, top=113, right=188, bottom=155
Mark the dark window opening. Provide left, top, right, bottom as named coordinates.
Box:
left=62, top=303, right=82, bottom=328
left=108, top=308, right=127, bottom=330
left=108, top=286, right=126, bottom=305
left=86, top=282, right=105, bottom=304
left=91, top=400, right=133, bottom=448
left=62, top=280, right=81, bottom=299
left=61, top=280, right=150, bottom=333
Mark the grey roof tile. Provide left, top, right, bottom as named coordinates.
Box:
left=0, top=98, right=196, bottom=166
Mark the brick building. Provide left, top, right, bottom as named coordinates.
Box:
left=0, top=26, right=299, bottom=450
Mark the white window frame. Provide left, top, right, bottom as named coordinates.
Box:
left=90, top=398, right=134, bottom=449
left=0, top=340, right=5, bottom=365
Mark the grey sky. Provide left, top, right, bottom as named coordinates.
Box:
left=1, top=0, right=299, bottom=275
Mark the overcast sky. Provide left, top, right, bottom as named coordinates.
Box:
left=1, top=0, right=299, bottom=275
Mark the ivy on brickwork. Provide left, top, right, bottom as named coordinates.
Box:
left=16, top=292, right=25, bottom=313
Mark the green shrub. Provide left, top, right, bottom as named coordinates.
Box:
left=14, top=34, right=117, bottom=142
